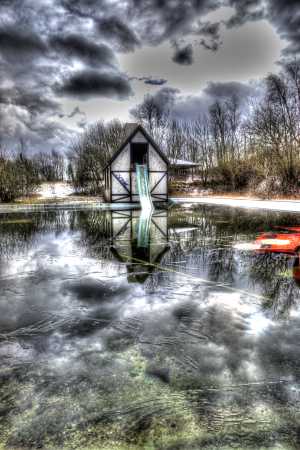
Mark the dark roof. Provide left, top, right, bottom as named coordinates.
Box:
left=104, top=123, right=169, bottom=169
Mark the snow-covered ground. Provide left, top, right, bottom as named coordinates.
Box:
left=171, top=196, right=300, bottom=213
left=36, top=182, right=75, bottom=199
left=3, top=187, right=300, bottom=214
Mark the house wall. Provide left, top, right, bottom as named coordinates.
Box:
left=108, top=130, right=168, bottom=203
left=149, top=145, right=166, bottom=171
left=131, top=131, right=147, bottom=143
left=111, top=144, right=130, bottom=171
left=111, top=144, right=131, bottom=200
left=149, top=145, right=167, bottom=198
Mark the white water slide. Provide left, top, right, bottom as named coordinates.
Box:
left=135, top=164, right=154, bottom=212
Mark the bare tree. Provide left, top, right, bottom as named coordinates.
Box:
left=69, top=119, right=126, bottom=194
left=0, top=145, right=40, bottom=202
left=34, top=150, right=65, bottom=181
left=248, top=62, right=300, bottom=193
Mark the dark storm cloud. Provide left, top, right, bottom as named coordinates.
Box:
left=130, top=87, right=205, bottom=121
left=14, top=91, right=61, bottom=116
left=142, top=78, right=167, bottom=86
left=172, top=95, right=211, bottom=119
left=175, top=80, right=259, bottom=118
left=0, top=104, right=76, bottom=154
left=0, top=2, right=137, bottom=150
left=172, top=43, right=194, bottom=65
left=61, top=0, right=108, bottom=18
left=226, top=0, right=300, bottom=58
left=49, top=34, right=117, bottom=67
left=62, top=0, right=221, bottom=45
left=153, top=86, right=179, bottom=105
left=267, top=0, right=300, bottom=56
left=0, top=26, right=47, bottom=60
left=132, top=80, right=259, bottom=121
left=204, top=81, right=255, bottom=101
left=133, top=76, right=167, bottom=86
left=21, top=117, right=72, bottom=141
left=199, top=38, right=219, bottom=51
left=67, top=106, right=86, bottom=119
left=129, top=0, right=220, bottom=44
left=198, top=21, right=221, bottom=38
left=58, top=105, right=85, bottom=119
left=55, top=69, right=133, bottom=100
left=226, top=0, right=265, bottom=28
left=97, top=16, right=141, bottom=52
left=0, top=78, right=69, bottom=152
left=197, top=21, right=221, bottom=51
left=130, top=86, right=179, bottom=118
left=1, top=0, right=300, bottom=152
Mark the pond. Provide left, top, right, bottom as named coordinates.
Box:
left=0, top=205, right=300, bottom=450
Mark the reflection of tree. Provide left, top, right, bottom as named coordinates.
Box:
left=207, top=247, right=237, bottom=284
left=245, top=253, right=299, bottom=318
left=0, top=211, right=71, bottom=262
left=163, top=205, right=300, bottom=317
left=162, top=206, right=248, bottom=290
left=75, top=210, right=113, bottom=261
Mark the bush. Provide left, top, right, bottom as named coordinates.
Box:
left=251, top=176, right=282, bottom=199
left=210, top=159, right=263, bottom=191
left=0, top=154, right=40, bottom=202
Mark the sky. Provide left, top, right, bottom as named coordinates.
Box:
left=0, top=0, right=299, bottom=153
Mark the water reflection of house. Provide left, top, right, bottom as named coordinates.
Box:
left=105, top=210, right=169, bottom=283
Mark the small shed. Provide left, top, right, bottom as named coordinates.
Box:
left=103, top=123, right=169, bottom=203
left=169, top=158, right=200, bottom=179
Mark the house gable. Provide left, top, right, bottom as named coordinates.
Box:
left=104, top=123, right=169, bottom=203
left=105, top=124, right=169, bottom=170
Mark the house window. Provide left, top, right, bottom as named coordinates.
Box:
left=130, top=143, right=148, bottom=168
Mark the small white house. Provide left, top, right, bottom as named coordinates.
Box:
left=103, top=123, right=169, bottom=204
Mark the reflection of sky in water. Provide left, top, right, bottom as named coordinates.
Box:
left=0, top=207, right=300, bottom=449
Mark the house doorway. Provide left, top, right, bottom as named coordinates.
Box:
left=131, top=143, right=148, bottom=169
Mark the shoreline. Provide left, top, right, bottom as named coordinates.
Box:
left=2, top=195, right=300, bottom=214
left=172, top=196, right=300, bottom=213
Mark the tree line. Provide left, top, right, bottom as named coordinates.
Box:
left=0, top=147, right=65, bottom=202
left=1, top=61, right=299, bottom=202
left=69, top=61, right=300, bottom=197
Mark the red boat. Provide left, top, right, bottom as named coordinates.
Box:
left=254, top=227, right=300, bottom=285
left=255, top=226, right=300, bottom=254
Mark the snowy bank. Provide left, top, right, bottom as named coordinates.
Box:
left=171, top=196, right=300, bottom=213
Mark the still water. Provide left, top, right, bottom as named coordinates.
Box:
left=0, top=205, right=300, bottom=449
